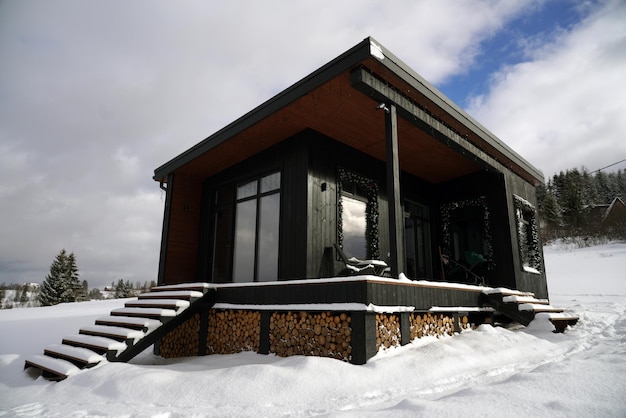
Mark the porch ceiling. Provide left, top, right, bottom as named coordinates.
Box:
left=168, top=60, right=483, bottom=184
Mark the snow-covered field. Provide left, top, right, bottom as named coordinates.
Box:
left=1, top=242, right=625, bottom=417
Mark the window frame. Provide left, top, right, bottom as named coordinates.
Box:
left=336, top=168, right=379, bottom=260
left=212, top=170, right=282, bottom=283
left=513, top=195, right=542, bottom=274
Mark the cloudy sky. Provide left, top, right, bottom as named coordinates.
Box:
left=1, top=0, right=625, bottom=289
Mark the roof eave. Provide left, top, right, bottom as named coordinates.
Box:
left=153, top=36, right=544, bottom=185
left=153, top=37, right=376, bottom=182
left=370, top=41, right=544, bottom=184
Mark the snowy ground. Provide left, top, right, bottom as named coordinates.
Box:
left=0, top=242, right=625, bottom=417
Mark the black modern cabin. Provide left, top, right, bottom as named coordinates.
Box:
left=24, top=38, right=576, bottom=380
left=153, top=37, right=548, bottom=298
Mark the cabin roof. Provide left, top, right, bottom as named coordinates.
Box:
left=154, top=37, right=544, bottom=186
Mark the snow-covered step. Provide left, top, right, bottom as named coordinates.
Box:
left=138, top=290, right=204, bottom=301
left=544, top=312, right=579, bottom=321
left=43, top=344, right=103, bottom=368
left=502, top=295, right=549, bottom=304
left=62, top=334, right=127, bottom=356
left=79, top=325, right=145, bottom=344
left=95, top=315, right=162, bottom=332
left=125, top=298, right=190, bottom=311
left=538, top=312, right=580, bottom=333
left=483, top=287, right=535, bottom=297
left=150, top=282, right=213, bottom=293
left=518, top=303, right=563, bottom=313
left=110, top=307, right=177, bottom=320
left=24, top=354, right=80, bottom=381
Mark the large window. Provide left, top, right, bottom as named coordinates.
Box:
left=337, top=169, right=379, bottom=259
left=212, top=172, right=281, bottom=282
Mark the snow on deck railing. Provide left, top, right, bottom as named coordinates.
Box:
left=207, top=276, right=488, bottom=292
left=213, top=302, right=416, bottom=313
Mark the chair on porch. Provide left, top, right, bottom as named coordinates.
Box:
left=333, top=244, right=390, bottom=277
left=440, top=249, right=487, bottom=286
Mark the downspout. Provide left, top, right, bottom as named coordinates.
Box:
left=157, top=173, right=174, bottom=285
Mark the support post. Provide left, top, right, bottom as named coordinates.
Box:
left=385, top=104, right=403, bottom=277
left=350, top=311, right=377, bottom=364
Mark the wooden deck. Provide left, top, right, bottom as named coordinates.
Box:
left=210, top=276, right=486, bottom=309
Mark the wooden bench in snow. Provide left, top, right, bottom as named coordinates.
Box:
left=110, top=307, right=177, bottom=321
left=95, top=315, right=162, bottom=332
left=43, top=344, right=103, bottom=369
left=124, top=298, right=190, bottom=311
left=137, top=290, right=204, bottom=301
left=24, top=354, right=80, bottom=381
left=62, top=334, right=127, bottom=356
left=79, top=325, right=145, bottom=344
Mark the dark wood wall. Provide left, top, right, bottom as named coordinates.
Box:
left=503, top=171, right=549, bottom=299
left=306, top=133, right=392, bottom=278
left=162, top=173, right=203, bottom=284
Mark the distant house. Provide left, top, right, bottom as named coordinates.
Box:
left=586, top=197, right=626, bottom=234
left=25, top=39, right=578, bottom=380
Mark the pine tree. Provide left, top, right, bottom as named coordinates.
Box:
left=64, top=252, right=83, bottom=302
left=39, top=249, right=81, bottom=306
left=19, top=286, right=29, bottom=304
left=114, top=279, right=134, bottom=298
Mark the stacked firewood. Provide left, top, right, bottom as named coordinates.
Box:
left=206, top=309, right=261, bottom=354
left=376, top=313, right=401, bottom=350
left=160, top=313, right=201, bottom=358
left=269, top=311, right=352, bottom=361
left=409, top=312, right=470, bottom=340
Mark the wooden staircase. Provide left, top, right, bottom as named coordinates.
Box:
left=24, top=283, right=215, bottom=381
left=481, top=288, right=579, bottom=332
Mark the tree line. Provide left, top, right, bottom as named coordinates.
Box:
left=0, top=249, right=158, bottom=309
left=537, top=168, right=626, bottom=241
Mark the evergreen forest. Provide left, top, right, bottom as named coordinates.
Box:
left=537, top=168, right=626, bottom=241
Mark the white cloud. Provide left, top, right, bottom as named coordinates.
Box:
left=0, top=0, right=554, bottom=287
left=467, top=0, right=626, bottom=178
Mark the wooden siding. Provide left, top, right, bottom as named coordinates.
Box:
left=307, top=135, right=392, bottom=278
left=503, top=171, right=549, bottom=299
left=163, top=174, right=203, bottom=285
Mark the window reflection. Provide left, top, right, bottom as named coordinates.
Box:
left=260, top=172, right=281, bottom=193
left=237, top=180, right=258, bottom=200
left=218, top=171, right=281, bottom=283
left=233, top=199, right=257, bottom=282
left=257, top=193, right=280, bottom=281
left=341, top=195, right=367, bottom=259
